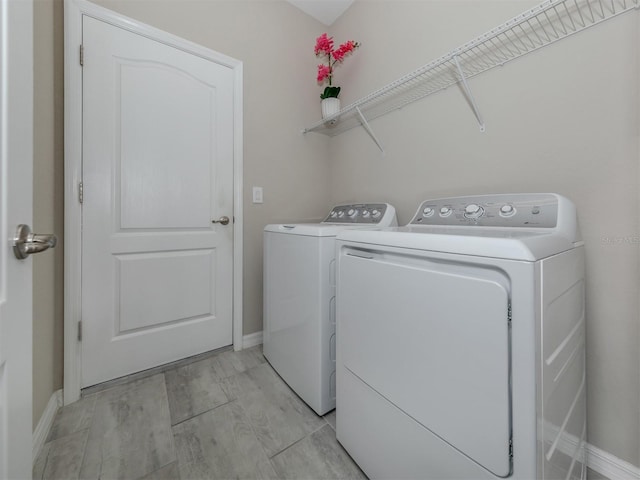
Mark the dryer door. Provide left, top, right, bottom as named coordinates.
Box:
left=338, top=245, right=512, bottom=477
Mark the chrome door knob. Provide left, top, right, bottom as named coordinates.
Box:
left=211, top=216, right=230, bottom=226
left=13, top=224, right=57, bottom=260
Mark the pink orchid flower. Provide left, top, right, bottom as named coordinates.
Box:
left=314, top=33, right=334, bottom=56
left=317, top=64, right=331, bottom=82
left=314, top=33, right=360, bottom=95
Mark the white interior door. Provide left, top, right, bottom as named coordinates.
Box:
left=0, top=0, right=33, bottom=477
left=81, top=15, right=235, bottom=388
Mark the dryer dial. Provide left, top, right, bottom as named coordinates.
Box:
left=439, top=206, right=453, bottom=217
left=464, top=203, right=484, bottom=219
left=499, top=204, right=516, bottom=217
left=423, top=207, right=435, bottom=217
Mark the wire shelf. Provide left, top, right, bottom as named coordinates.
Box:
left=303, top=0, right=640, bottom=137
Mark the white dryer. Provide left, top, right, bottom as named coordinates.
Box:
left=263, top=203, right=397, bottom=415
left=336, top=194, right=586, bottom=479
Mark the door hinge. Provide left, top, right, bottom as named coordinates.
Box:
left=507, top=302, right=512, bottom=323
left=77, top=320, right=82, bottom=342
left=509, top=439, right=513, bottom=458
left=78, top=181, right=83, bottom=204
left=80, top=45, right=84, bottom=66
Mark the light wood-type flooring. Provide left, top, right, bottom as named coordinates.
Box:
left=33, top=346, right=364, bottom=479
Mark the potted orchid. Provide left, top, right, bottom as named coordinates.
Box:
left=315, top=33, right=359, bottom=121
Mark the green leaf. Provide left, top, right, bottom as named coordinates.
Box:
left=320, top=86, right=341, bottom=99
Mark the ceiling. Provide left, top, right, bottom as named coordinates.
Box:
left=286, top=0, right=354, bottom=26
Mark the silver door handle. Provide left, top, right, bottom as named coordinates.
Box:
left=13, top=224, right=58, bottom=260
left=211, top=216, right=230, bottom=226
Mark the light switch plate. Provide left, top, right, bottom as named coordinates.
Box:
left=252, top=187, right=263, bottom=204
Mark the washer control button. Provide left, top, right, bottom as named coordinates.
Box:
left=423, top=207, right=435, bottom=217
left=499, top=204, right=516, bottom=217
left=347, top=208, right=357, bottom=217
left=362, top=210, right=370, bottom=218
left=372, top=209, right=381, bottom=218
left=337, top=211, right=345, bottom=218
left=329, top=211, right=338, bottom=218
left=439, top=206, right=453, bottom=217
left=464, top=203, right=484, bottom=219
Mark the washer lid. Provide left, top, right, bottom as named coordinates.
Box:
left=264, top=223, right=388, bottom=237
left=337, top=226, right=578, bottom=261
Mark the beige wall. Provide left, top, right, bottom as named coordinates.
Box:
left=33, top=0, right=64, bottom=429
left=32, top=0, right=640, bottom=469
left=329, top=0, right=640, bottom=468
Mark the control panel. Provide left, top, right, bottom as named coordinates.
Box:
left=324, top=203, right=395, bottom=225
left=409, top=194, right=560, bottom=228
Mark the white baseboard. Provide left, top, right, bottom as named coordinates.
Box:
left=242, top=331, right=263, bottom=349
left=587, top=442, right=640, bottom=480
left=33, top=389, right=63, bottom=462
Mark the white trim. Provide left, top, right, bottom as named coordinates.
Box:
left=540, top=418, right=640, bottom=479
left=63, top=0, right=83, bottom=406
left=242, top=331, right=263, bottom=349
left=63, top=0, right=243, bottom=404
left=32, top=389, right=63, bottom=462
left=587, top=443, right=640, bottom=480
left=232, top=61, right=244, bottom=352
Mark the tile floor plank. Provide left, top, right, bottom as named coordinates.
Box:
left=138, top=461, right=181, bottom=480
left=79, top=374, right=176, bottom=480
left=208, top=345, right=266, bottom=380
left=222, top=362, right=326, bottom=458
left=271, top=424, right=366, bottom=480
left=33, top=429, right=89, bottom=480
left=324, top=410, right=337, bottom=431
left=46, top=393, right=97, bottom=442
left=164, top=358, right=229, bottom=425
left=173, top=401, right=278, bottom=479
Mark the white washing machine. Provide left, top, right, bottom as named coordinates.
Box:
left=336, top=194, right=586, bottom=479
left=263, top=203, right=397, bottom=415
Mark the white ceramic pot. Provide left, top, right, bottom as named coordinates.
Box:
left=321, top=97, right=341, bottom=124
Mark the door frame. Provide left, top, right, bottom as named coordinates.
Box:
left=63, top=0, right=244, bottom=404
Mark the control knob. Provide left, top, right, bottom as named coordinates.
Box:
left=439, top=206, right=452, bottom=217
left=464, top=203, right=484, bottom=219
left=337, top=211, right=345, bottom=218
left=371, top=209, right=381, bottom=218
left=347, top=208, right=357, bottom=218
left=423, top=207, right=435, bottom=217
left=499, top=204, right=516, bottom=217
left=329, top=211, right=338, bottom=218
left=362, top=210, right=370, bottom=218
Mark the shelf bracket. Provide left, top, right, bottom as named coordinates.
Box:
left=453, top=55, right=485, bottom=132
left=356, top=106, right=385, bottom=154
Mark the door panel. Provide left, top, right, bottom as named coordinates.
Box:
left=0, top=0, right=33, bottom=476
left=338, top=246, right=512, bottom=477
left=82, top=16, right=234, bottom=387
left=119, top=59, right=214, bottom=229
left=116, top=249, right=215, bottom=332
